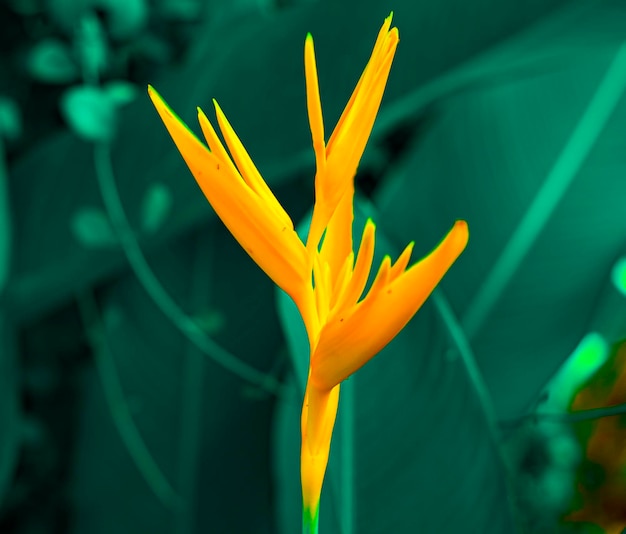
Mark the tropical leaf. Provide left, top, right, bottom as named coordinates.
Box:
left=375, top=4, right=626, bottom=421
left=69, top=225, right=284, bottom=534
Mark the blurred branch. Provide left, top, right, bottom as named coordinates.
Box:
left=92, top=142, right=289, bottom=396
left=173, top=229, right=211, bottom=534
left=76, top=288, right=181, bottom=508
left=431, top=289, right=523, bottom=532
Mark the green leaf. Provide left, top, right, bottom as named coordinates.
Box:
left=140, top=183, right=173, bottom=234
left=70, top=225, right=283, bottom=534
left=60, top=86, right=117, bottom=142
left=376, top=14, right=626, bottom=421
left=26, top=38, right=78, bottom=84
left=47, top=0, right=147, bottom=39
left=0, top=97, right=22, bottom=142
left=104, top=81, right=140, bottom=108
left=71, top=207, right=117, bottom=248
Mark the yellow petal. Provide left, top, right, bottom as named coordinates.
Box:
left=389, top=241, right=415, bottom=281
left=306, top=15, right=398, bottom=251
left=304, top=33, right=326, bottom=173
left=300, top=382, right=340, bottom=514
left=311, top=220, right=469, bottom=389
left=329, top=218, right=376, bottom=315
left=328, top=251, right=354, bottom=310
left=326, top=12, right=394, bottom=154
left=318, top=189, right=354, bottom=286
left=197, top=106, right=241, bottom=181
left=365, top=254, right=391, bottom=299
left=325, top=33, right=397, bottom=195
left=148, top=85, right=308, bottom=299
left=312, top=254, right=332, bottom=327
left=212, top=99, right=295, bottom=233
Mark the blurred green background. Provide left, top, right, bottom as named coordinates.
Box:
left=1, top=0, right=625, bottom=532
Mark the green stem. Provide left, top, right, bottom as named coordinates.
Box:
left=92, top=143, right=288, bottom=397
left=303, top=506, right=319, bottom=534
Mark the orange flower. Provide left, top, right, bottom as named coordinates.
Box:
left=148, top=13, right=468, bottom=533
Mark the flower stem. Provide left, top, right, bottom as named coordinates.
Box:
left=303, top=506, right=319, bottom=534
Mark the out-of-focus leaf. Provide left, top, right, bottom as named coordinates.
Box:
left=60, top=85, right=116, bottom=142
left=140, top=182, right=172, bottom=234
left=376, top=9, right=626, bottom=420
left=71, top=206, right=117, bottom=248
left=25, top=38, right=78, bottom=84
left=156, top=0, right=201, bottom=21
left=274, top=201, right=515, bottom=533
left=191, top=308, right=226, bottom=336
left=74, top=13, right=108, bottom=82
left=104, top=81, right=140, bottom=108
left=70, top=225, right=282, bottom=534
left=47, top=0, right=148, bottom=39
left=0, top=97, right=22, bottom=142
left=129, top=33, right=174, bottom=64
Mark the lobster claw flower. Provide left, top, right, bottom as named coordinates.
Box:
left=147, top=86, right=310, bottom=302
left=148, top=12, right=468, bottom=534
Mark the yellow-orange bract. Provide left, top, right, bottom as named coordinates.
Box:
left=148, top=13, right=468, bottom=531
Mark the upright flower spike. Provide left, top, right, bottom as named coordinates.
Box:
left=148, top=13, right=469, bottom=534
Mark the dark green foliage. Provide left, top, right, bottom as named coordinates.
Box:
left=1, top=0, right=625, bottom=533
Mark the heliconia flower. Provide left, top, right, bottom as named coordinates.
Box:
left=148, top=12, right=468, bottom=534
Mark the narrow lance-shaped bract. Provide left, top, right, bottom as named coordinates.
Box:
left=148, top=12, right=469, bottom=534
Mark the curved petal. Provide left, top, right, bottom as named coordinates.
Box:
left=333, top=218, right=377, bottom=312
left=148, top=86, right=308, bottom=299
left=306, top=14, right=398, bottom=251
left=304, top=33, right=326, bottom=174
left=311, top=220, right=469, bottom=390
left=211, top=100, right=296, bottom=233
left=318, top=189, right=354, bottom=287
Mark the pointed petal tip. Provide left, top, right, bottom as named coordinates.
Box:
left=147, top=84, right=160, bottom=102
left=453, top=219, right=470, bottom=245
